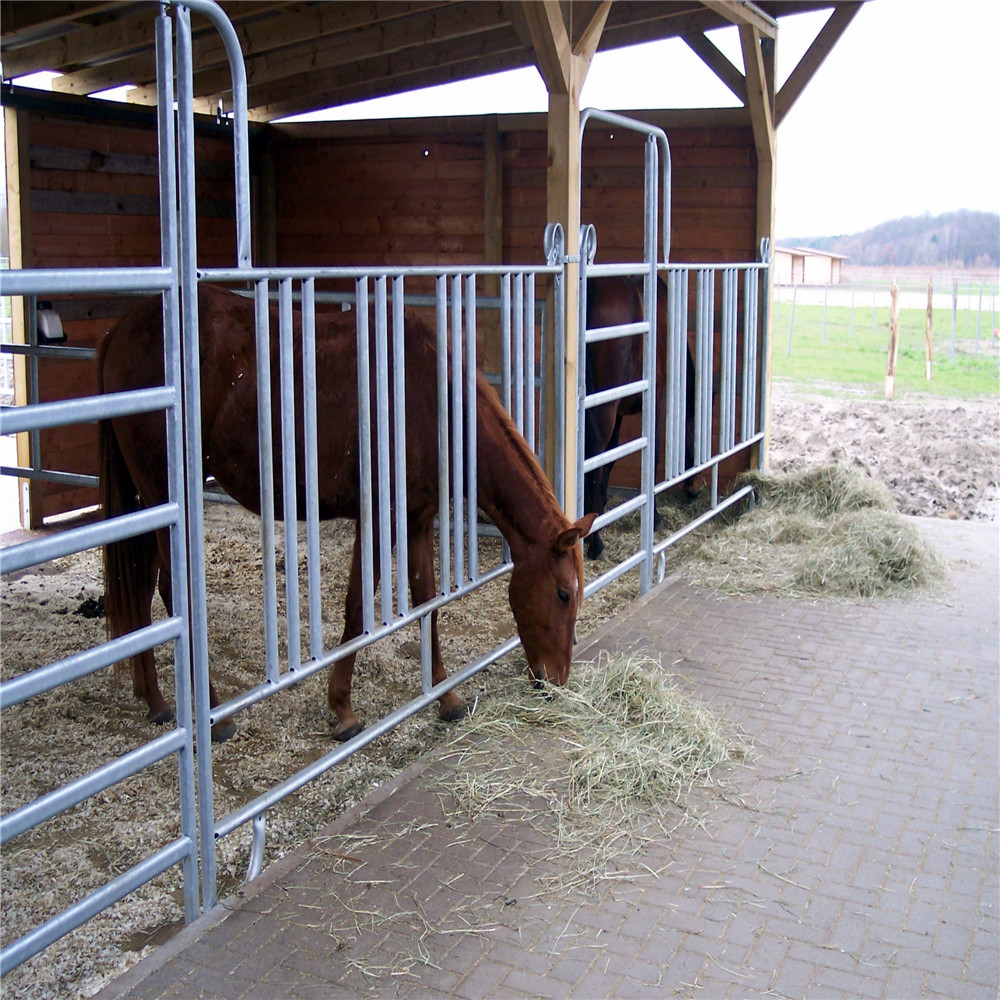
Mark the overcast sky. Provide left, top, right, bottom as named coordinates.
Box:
left=288, top=0, right=1000, bottom=240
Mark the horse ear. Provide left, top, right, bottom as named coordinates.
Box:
left=552, top=513, right=598, bottom=553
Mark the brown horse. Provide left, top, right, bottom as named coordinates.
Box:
left=583, top=275, right=697, bottom=559
left=99, top=284, right=595, bottom=743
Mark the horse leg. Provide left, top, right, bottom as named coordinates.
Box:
left=120, top=531, right=174, bottom=727
left=328, top=531, right=369, bottom=741
left=408, top=525, right=466, bottom=724
left=154, top=531, right=237, bottom=742
left=584, top=404, right=618, bottom=560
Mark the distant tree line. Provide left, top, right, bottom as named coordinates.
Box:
left=782, top=210, right=999, bottom=269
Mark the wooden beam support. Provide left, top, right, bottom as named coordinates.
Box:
left=682, top=30, right=746, bottom=103
left=518, top=0, right=609, bottom=514
left=701, top=0, right=777, bottom=39
left=775, top=2, right=863, bottom=126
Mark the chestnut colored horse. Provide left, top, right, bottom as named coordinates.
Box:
left=583, top=275, right=697, bottom=559
left=99, top=284, right=595, bottom=743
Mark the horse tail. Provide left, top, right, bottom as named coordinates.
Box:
left=98, top=338, right=158, bottom=695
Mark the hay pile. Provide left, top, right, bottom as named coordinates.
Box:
left=445, top=651, right=746, bottom=893
left=689, top=464, right=945, bottom=598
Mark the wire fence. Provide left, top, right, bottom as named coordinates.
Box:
left=775, top=275, right=1000, bottom=363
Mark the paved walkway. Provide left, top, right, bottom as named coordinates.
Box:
left=97, top=517, right=999, bottom=1000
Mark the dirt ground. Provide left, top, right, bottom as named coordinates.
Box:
left=1, top=381, right=997, bottom=999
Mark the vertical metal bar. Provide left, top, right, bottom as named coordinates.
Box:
left=512, top=274, right=524, bottom=434
left=741, top=266, right=759, bottom=442
left=356, top=277, right=375, bottom=635
left=537, top=289, right=549, bottom=476
left=179, top=0, right=251, bottom=267
left=175, top=3, right=216, bottom=912
left=551, top=228, right=566, bottom=510
left=500, top=273, right=512, bottom=413
left=694, top=269, right=714, bottom=466
left=254, top=281, right=279, bottom=683
left=639, top=134, right=657, bottom=594
left=26, top=296, right=40, bottom=480
left=435, top=276, right=450, bottom=596
left=300, top=279, right=322, bottom=660
left=665, top=269, right=683, bottom=479
left=524, top=273, right=536, bottom=454
left=278, top=279, right=301, bottom=671
left=391, top=276, right=409, bottom=617
left=374, top=276, right=393, bottom=626
left=576, top=233, right=590, bottom=526
left=719, top=268, right=737, bottom=453
left=465, top=274, right=479, bottom=583
left=420, top=613, right=433, bottom=695
left=450, top=275, right=465, bottom=589
left=758, top=239, right=772, bottom=459
left=499, top=273, right=512, bottom=563
left=155, top=6, right=198, bottom=926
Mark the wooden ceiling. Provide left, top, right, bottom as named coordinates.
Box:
left=0, top=1, right=863, bottom=123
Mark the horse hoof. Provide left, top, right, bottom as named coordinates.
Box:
left=438, top=702, right=469, bottom=725
left=147, top=707, right=175, bottom=726
left=333, top=721, right=364, bottom=743
left=211, top=719, right=237, bottom=743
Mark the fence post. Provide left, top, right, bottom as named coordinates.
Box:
left=885, top=279, right=900, bottom=400
left=786, top=281, right=797, bottom=356
left=925, top=279, right=933, bottom=380
left=950, top=275, right=957, bottom=362
left=822, top=282, right=828, bottom=345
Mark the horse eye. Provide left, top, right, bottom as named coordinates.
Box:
left=557, top=587, right=570, bottom=605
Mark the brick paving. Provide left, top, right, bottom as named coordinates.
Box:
left=97, top=516, right=998, bottom=1000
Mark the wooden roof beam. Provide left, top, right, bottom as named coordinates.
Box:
left=0, top=1, right=137, bottom=51
left=48, top=2, right=293, bottom=94
left=188, top=2, right=506, bottom=103
left=775, top=1, right=862, bottom=125
left=682, top=29, right=746, bottom=103
left=701, top=0, right=777, bottom=39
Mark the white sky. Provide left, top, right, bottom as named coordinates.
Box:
left=283, top=0, right=1000, bottom=239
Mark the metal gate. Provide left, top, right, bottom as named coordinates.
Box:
left=0, top=10, right=199, bottom=974
left=576, top=110, right=770, bottom=601
left=0, top=1, right=770, bottom=978
left=1, top=0, right=564, bottom=973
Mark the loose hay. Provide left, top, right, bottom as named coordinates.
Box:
left=444, top=650, right=747, bottom=893
left=689, top=464, right=945, bottom=598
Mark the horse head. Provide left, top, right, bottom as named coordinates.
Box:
left=507, top=514, right=597, bottom=687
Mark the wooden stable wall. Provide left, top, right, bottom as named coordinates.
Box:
left=269, top=109, right=757, bottom=270
left=6, top=100, right=237, bottom=524
left=269, top=109, right=760, bottom=494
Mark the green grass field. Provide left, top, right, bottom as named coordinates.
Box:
left=772, top=300, right=1000, bottom=399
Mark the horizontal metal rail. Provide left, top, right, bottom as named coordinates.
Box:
left=1, top=727, right=188, bottom=843
left=0, top=267, right=173, bottom=296
left=0, top=465, right=98, bottom=489
left=0, top=618, right=183, bottom=709
left=0, top=503, right=179, bottom=575
left=0, top=836, right=195, bottom=976
left=0, top=385, right=175, bottom=435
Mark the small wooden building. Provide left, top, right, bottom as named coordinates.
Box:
left=773, top=245, right=849, bottom=284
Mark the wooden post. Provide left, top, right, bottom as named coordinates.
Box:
left=925, top=279, right=933, bottom=380
left=885, top=279, right=900, bottom=400
left=518, top=0, right=609, bottom=516
left=4, top=105, right=33, bottom=528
